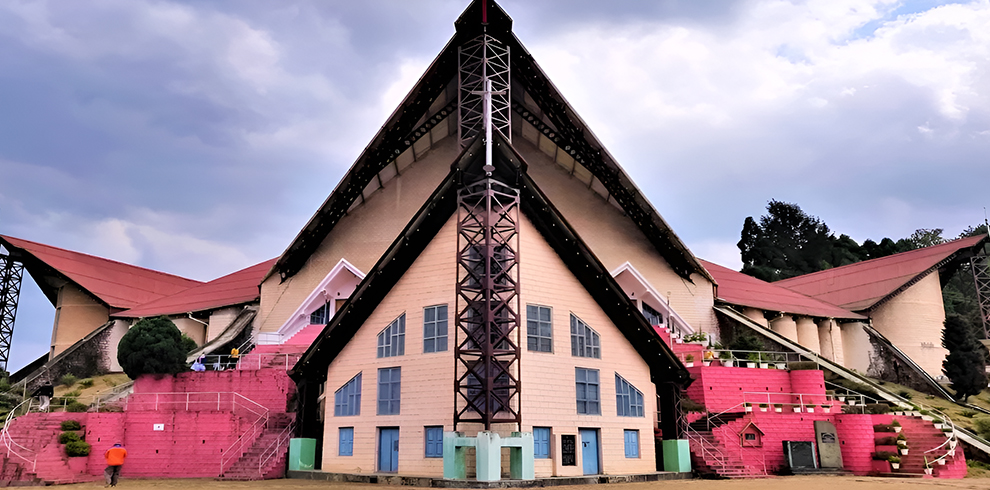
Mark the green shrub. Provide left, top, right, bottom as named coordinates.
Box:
left=65, top=440, right=91, bottom=457
left=683, top=332, right=707, bottom=343
left=872, top=451, right=895, bottom=460
left=180, top=334, right=198, bottom=353
left=59, top=374, right=78, bottom=387
left=960, top=409, right=977, bottom=418
left=787, top=361, right=818, bottom=371
left=681, top=397, right=706, bottom=413
left=58, top=431, right=81, bottom=444
left=0, top=378, right=11, bottom=392
left=63, top=390, right=82, bottom=398
left=877, top=436, right=896, bottom=445
left=897, top=390, right=911, bottom=399
left=79, top=379, right=95, bottom=389
left=60, top=420, right=81, bottom=431
left=973, top=417, right=990, bottom=438
left=117, top=317, right=188, bottom=378
left=66, top=401, right=88, bottom=413
left=874, top=424, right=895, bottom=432
left=865, top=404, right=890, bottom=414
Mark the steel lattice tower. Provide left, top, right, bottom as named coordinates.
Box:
left=454, top=176, right=521, bottom=430
left=0, top=253, right=24, bottom=373
left=458, top=34, right=510, bottom=148
left=971, top=254, right=990, bottom=339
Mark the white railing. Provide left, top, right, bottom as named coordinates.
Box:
left=219, top=412, right=270, bottom=477
left=125, top=392, right=267, bottom=419
left=0, top=399, right=39, bottom=472
left=256, top=421, right=295, bottom=477
left=189, top=353, right=301, bottom=372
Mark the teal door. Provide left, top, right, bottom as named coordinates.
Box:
left=580, top=429, right=599, bottom=475
left=379, top=428, right=399, bottom=472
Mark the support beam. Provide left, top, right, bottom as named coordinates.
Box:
left=0, top=253, right=24, bottom=373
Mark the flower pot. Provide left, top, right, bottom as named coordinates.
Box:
left=934, top=423, right=944, bottom=430
left=760, top=407, right=767, bottom=412
left=759, top=362, right=769, bottom=369
left=891, top=463, right=900, bottom=470
left=924, top=468, right=933, bottom=475
left=823, top=407, right=831, bottom=413
left=746, top=362, right=757, bottom=368
left=922, top=415, right=933, bottom=421
left=837, top=396, right=846, bottom=402
left=702, top=361, right=711, bottom=367
left=848, top=400, right=857, bottom=406
left=775, top=407, right=783, bottom=413
left=806, top=407, right=815, bottom=413
left=893, top=427, right=902, bottom=433
left=900, top=449, right=908, bottom=455
left=685, top=362, right=694, bottom=367
left=675, top=339, right=684, bottom=344
left=775, top=363, right=786, bottom=369
left=937, top=459, right=946, bottom=465
left=744, top=406, right=753, bottom=412
left=722, top=360, right=734, bottom=367
left=793, top=407, right=802, bottom=413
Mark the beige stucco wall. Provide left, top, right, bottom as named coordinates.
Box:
left=171, top=317, right=206, bottom=346
left=741, top=308, right=769, bottom=327
left=322, top=212, right=659, bottom=476
left=256, top=133, right=459, bottom=334
left=869, top=272, right=947, bottom=378
left=817, top=318, right=844, bottom=365
left=795, top=316, right=821, bottom=354
left=840, top=321, right=871, bottom=374
left=769, top=315, right=798, bottom=343
left=208, top=307, right=241, bottom=342
left=515, top=130, right=717, bottom=337
left=51, top=284, right=110, bottom=358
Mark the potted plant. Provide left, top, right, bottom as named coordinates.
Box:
left=924, top=458, right=933, bottom=475
left=702, top=350, right=713, bottom=366
left=806, top=404, right=815, bottom=413
left=793, top=405, right=803, bottom=413
left=746, top=352, right=760, bottom=368
left=774, top=403, right=783, bottom=413
left=775, top=359, right=786, bottom=369
left=889, top=455, right=901, bottom=470
left=759, top=403, right=768, bottom=412
left=744, top=402, right=753, bottom=413
left=822, top=404, right=832, bottom=413
left=684, top=332, right=707, bottom=344
left=892, top=420, right=902, bottom=433
left=685, top=354, right=695, bottom=368
left=720, top=351, right=734, bottom=367
left=837, top=394, right=846, bottom=402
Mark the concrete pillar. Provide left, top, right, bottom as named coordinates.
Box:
left=770, top=315, right=799, bottom=343
left=817, top=318, right=845, bottom=365
left=475, top=431, right=502, bottom=482
left=795, top=316, right=821, bottom=354
left=742, top=308, right=769, bottom=327
left=840, top=321, right=871, bottom=373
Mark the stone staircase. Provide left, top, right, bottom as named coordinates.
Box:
left=687, top=412, right=766, bottom=478
left=892, top=415, right=966, bottom=478
left=2, top=412, right=99, bottom=485
left=220, top=413, right=295, bottom=480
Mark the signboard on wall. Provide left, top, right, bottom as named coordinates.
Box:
left=153, top=424, right=164, bottom=431
left=561, top=435, right=576, bottom=466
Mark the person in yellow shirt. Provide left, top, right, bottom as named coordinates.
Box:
left=104, top=443, right=126, bottom=487
left=228, top=347, right=240, bottom=370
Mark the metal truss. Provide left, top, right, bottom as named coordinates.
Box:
left=971, top=254, right=990, bottom=339
left=454, top=177, right=521, bottom=430
left=458, top=34, right=511, bottom=148
left=0, top=254, right=24, bottom=373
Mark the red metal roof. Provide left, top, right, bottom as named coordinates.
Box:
left=0, top=235, right=202, bottom=309
left=114, top=258, right=276, bottom=318
left=776, top=235, right=986, bottom=311
left=699, top=259, right=864, bottom=320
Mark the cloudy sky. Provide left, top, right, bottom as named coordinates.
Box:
left=2, top=0, right=988, bottom=371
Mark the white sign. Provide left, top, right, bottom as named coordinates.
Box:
left=153, top=424, right=164, bottom=431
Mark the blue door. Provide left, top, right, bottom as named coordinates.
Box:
left=379, top=428, right=399, bottom=472
left=580, top=429, right=599, bottom=475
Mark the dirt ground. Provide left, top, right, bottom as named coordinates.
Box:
left=57, top=476, right=990, bottom=490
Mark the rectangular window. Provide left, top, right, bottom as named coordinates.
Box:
left=334, top=373, right=362, bottom=416
left=425, top=426, right=444, bottom=457
left=570, top=315, right=601, bottom=358
left=642, top=303, right=663, bottom=326
left=377, top=367, right=401, bottom=415
left=624, top=430, right=639, bottom=458
left=377, top=314, right=406, bottom=358
left=575, top=368, right=601, bottom=415
left=339, top=427, right=354, bottom=456
left=615, top=374, right=644, bottom=417
left=310, top=302, right=331, bottom=325
left=533, top=427, right=551, bottom=459
left=423, top=305, right=448, bottom=353
left=527, top=305, right=553, bottom=352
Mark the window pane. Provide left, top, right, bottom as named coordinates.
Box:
left=526, top=305, right=552, bottom=353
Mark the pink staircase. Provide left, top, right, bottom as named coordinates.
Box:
left=220, top=412, right=295, bottom=480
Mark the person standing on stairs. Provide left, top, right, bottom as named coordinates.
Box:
left=228, top=346, right=239, bottom=370
left=32, top=382, right=53, bottom=411
left=104, top=443, right=127, bottom=487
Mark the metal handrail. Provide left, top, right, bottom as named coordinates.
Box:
left=219, top=413, right=270, bottom=476
left=257, top=421, right=295, bottom=476
left=0, top=399, right=38, bottom=472
left=189, top=353, right=302, bottom=371
left=124, top=392, right=267, bottom=418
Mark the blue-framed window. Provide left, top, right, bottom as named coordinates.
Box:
left=642, top=303, right=663, bottom=326
left=425, top=426, right=444, bottom=457
left=575, top=368, right=600, bottom=415
left=533, top=427, right=551, bottom=459
left=334, top=373, right=361, bottom=416
left=624, top=430, right=639, bottom=458
left=570, top=315, right=600, bottom=358
left=377, top=314, right=405, bottom=358
left=527, top=305, right=553, bottom=352
left=310, top=302, right=331, bottom=324
left=377, top=367, right=401, bottom=415
left=339, top=427, right=354, bottom=456
left=615, top=374, right=644, bottom=417
left=423, top=305, right=448, bottom=353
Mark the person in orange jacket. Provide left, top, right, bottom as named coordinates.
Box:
left=104, top=443, right=127, bottom=487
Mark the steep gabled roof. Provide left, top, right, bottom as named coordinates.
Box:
left=113, top=258, right=276, bottom=318
left=290, top=133, right=690, bottom=387
left=270, top=0, right=711, bottom=285
left=776, top=235, right=986, bottom=312
left=0, top=235, right=201, bottom=310
left=700, top=259, right=864, bottom=320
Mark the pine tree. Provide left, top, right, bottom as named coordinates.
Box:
left=117, top=316, right=189, bottom=379
left=942, top=314, right=988, bottom=402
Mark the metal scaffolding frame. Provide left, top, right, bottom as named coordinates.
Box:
left=971, top=254, right=990, bottom=339
left=458, top=33, right=510, bottom=148
left=453, top=176, right=521, bottom=431
left=0, top=253, right=24, bottom=373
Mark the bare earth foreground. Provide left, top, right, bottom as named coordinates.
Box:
left=56, top=477, right=988, bottom=490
